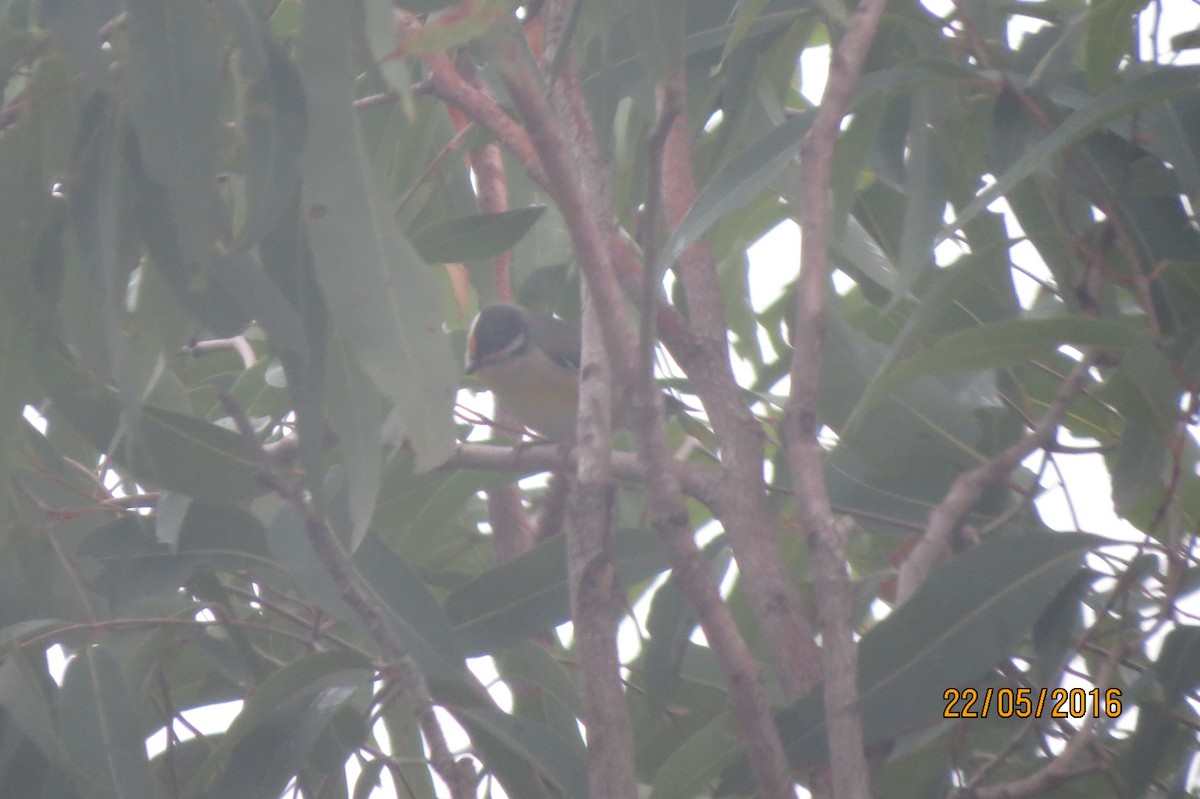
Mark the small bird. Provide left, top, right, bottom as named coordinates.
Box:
left=464, top=303, right=583, bottom=442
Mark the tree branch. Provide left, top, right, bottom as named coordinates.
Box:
left=481, top=20, right=639, bottom=795
left=493, top=29, right=634, bottom=386
left=896, top=358, right=1093, bottom=603
left=443, top=442, right=721, bottom=504
left=394, top=11, right=550, bottom=192
left=657, top=69, right=821, bottom=700
left=489, top=22, right=796, bottom=795
left=568, top=278, right=639, bottom=798
left=783, top=0, right=891, bottom=796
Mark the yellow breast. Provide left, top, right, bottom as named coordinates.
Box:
left=473, top=349, right=580, bottom=441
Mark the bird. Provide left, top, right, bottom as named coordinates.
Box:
left=464, top=303, right=583, bottom=442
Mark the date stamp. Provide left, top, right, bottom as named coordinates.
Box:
left=943, top=687, right=1123, bottom=719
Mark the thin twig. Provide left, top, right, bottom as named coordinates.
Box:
left=184, top=336, right=257, bottom=369
left=395, top=11, right=550, bottom=191
left=896, top=357, right=1093, bottom=603
left=965, top=650, right=1122, bottom=799
left=216, top=392, right=474, bottom=799
left=444, top=441, right=721, bottom=509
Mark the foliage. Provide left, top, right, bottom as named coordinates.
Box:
left=0, top=0, right=1198, bottom=797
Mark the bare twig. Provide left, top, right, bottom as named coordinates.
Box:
left=352, top=90, right=402, bottom=109
left=184, top=335, right=257, bottom=369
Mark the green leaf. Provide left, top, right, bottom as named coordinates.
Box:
left=212, top=677, right=363, bottom=799
left=253, top=186, right=330, bottom=516
left=0, top=620, right=74, bottom=657
left=855, top=532, right=1101, bottom=741
left=371, top=453, right=505, bottom=560
left=409, top=206, right=547, bottom=264
left=650, top=712, right=740, bottom=799
left=446, top=528, right=667, bottom=656
left=378, top=697, right=438, bottom=799
left=41, top=0, right=116, bottom=92
left=1100, top=334, right=1181, bottom=517
left=176, top=501, right=270, bottom=557
left=718, top=0, right=772, bottom=67
left=945, top=64, right=1200, bottom=237
left=640, top=537, right=727, bottom=715
left=124, top=0, right=236, bottom=334
left=327, top=341, right=385, bottom=550
left=892, top=89, right=951, bottom=303
left=720, top=532, right=1103, bottom=790
left=185, top=650, right=370, bottom=797
left=392, top=0, right=460, bottom=11
left=656, top=110, right=814, bottom=275
left=496, top=641, right=584, bottom=742
left=59, top=645, right=160, bottom=799
left=1085, top=0, right=1148, bottom=90
left=33, top=335, right=263, bottom=502
left=630, top=0, right=685, bottom=79
left=265, top=505, right=467, bottom=677
left=222, top=0, right=307, bottom=251
left=1120, top=625, right=1200, bottom=795
left=65, top=93, right=131, bottom=421
left=0, top=651, right=61, bottom=764
left=297, top=0, right=456, bottom=471
left=263, top=501, right=360, bottom=624
left=451, top=704, right=587, bottom=797
left=123, top=0, right=220, bottom=269
left=351, top=533, right=469, bottom=674
left=849, top=317, right=1131, bottom=431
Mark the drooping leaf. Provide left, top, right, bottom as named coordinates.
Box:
left=446, top=528, right=667, bottom=656
left=656, top=110, right=814, bottom=275
left=450, top=704, right=588, bottom=797
left=33, top=336, right=263, bottom=503
left=719, top=532, right=1103, bottom=790
left=1100, top=333, right=1182, bottom=518
left=326, top=341, right=385, bottom=551
left=849, top=317, right=1130, bottom=429
left=296, top=0, right=457, bottom=471
left=1120, top=625, right=1200, bottom=795
left=945, top=64, right=1200, bottom=237
left=59, top=645, right=161, bottom=799
left=186, top=650, right=370, bottom=797
left=222, top=0, right=307, bottom=251
left=0, top=651, right=60, bottom=765
left=409, top=206, right=547, bottom=264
